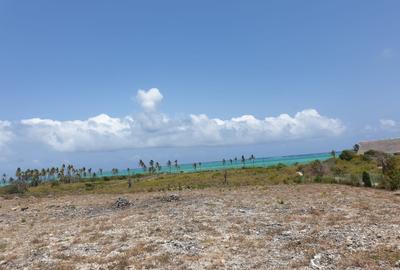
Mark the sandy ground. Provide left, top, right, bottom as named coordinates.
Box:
left=1, top=184, right=400, bottom=270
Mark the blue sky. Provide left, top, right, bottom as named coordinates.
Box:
left=0, top=1, right=399, bottom=174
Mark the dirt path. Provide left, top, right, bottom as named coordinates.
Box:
left=1, top=184, right=399, bottom=269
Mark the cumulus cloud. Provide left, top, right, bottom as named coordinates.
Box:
left=19, top=103, right=345, bottom=152
left=380, top=119, right=399, bottom=131
left=0, top=89, right=345, bottom=154
left=0, top=120, right=13, bottom=149
left=380, top=119, right=397, bottom=128
left=136, top=88, right=163, bottom=111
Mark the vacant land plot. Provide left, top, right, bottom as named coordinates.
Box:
left=1, top=184, right=399, bottom=269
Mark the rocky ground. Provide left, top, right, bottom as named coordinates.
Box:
left=0, top=184, right=400, bottom=270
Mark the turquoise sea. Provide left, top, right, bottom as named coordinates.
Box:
left=0, top=152, right=333, bottom=187
left=91, top=152, right=333, bottom=177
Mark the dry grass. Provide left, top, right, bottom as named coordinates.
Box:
left=0, top=184, right=399, bottom=269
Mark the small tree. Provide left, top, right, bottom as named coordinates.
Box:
left=362, top=171, right=372, bottom=187
left=339, top=150, right=356, bottom=161
left=353, top=144, right=360, bottom=153
left=241, top=155, right=246, bottom=167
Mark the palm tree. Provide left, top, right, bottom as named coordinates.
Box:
left=193, top=163, right=197, bottom=171
left=250, top=154, right=255, bottom=166
left=139, top=160, right=146, bottom=172
left=40, top=168, right=46, bottom=181
left=331, top=150, right=336, bottom=159
left=198, top=162, right=202, bottom=171
left=155, top=162, right=161, bottom=174
left=174, top=160, right=179, bottom=172
left=111, top=168, right=119, bottom=176
left=241, top=155, right=246, bottom=167
left=31, top=169, right=40, bottom=187
left=99, top=168, right=103, bottom=175
left=222, top=159, right=226, bottom=167
left=167, top=160, right=172, bottom=173
left=149, top=160, right=155, bottom=174
left=16, top=168, right=21, bottom=181
left=127, top=168, right=130, bottom=176
left=229, top=159, right=233, bottom=165
left=2, top=173, right=6, bottom=185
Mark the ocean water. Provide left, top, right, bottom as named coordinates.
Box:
left=0, top=152, right=333, bottom=186
left=96, top=152, right=332, bottom=177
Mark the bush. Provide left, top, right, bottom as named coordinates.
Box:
left=50, top=181, right=60, bottom=187
left=363, top=150, right=390, bottom=163
left=381, top=156, right=400, bottom=190
left=339, top=150, right=356, bottom=161
left=340, top=174, right=361, bottom=186
left=362, top=171, right=372, bottom=187
left=310, top=160, right=324, bottom=177
left=381, top=175, right=400, bottom=190
left=314, top=175, right=323, bottom=183
left=3, top=181, right=28, bottom=194
left=85, top=182, right=95, bottom=191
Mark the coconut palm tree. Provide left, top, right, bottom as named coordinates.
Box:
left=241, top=155, right=246, bottom=167
left=149, top=160, right=155, bottom=174
left=174, top=160, right=179, bottom=172
left=250, top=154, right=255, bottom=166
left=167, top=160, right=172, bottom=173
left=16, top=168, right=21, bottom=181
left=111, top=168, right=119, bottom=176
left=155, top=162, right=161, bottom=174
left=139, top=160, right=146, bottom=172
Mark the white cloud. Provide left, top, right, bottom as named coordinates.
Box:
left=19, top=98, right=345, bottom=152
left=136, top=88, right=163, bottom=111
left=380, top=119, right=399, bottom=131
left=380, top=119, right=397, bottom=128
left=0, top=120, right=13, bottom=149
left=381, top=48, right=396, bottom=59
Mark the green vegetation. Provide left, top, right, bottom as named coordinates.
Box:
left=362, top=171, right=372, bottom=188
left=1, top=150, right=400, bottom=197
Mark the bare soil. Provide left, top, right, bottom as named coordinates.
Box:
left=1, top=184, right=400, bottom=269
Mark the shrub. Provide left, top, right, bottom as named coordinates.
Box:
left=310, top=160, right=324, bottom=177
left=381, top=156, right=400, bottom=190
left=50, top=181, right=60, bottom=187
left=314, top=175, right=323, bottom=183
left=381, top=175, right=400, bottom=190
left=339, top=150, right=356, bottom=161
left=364, top=150, right=390, bottom=163
left=85, top=182, right=95, bottom=191
left=341, top=174, right=360, bottom=186
left=3, top=181, right=28, bottom=194
left=362, top=171, right=372, bottom=187
left=332, top=166, right=345, bottom=176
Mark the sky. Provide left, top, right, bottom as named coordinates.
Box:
left=0, top=0, right=399, bottom=175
